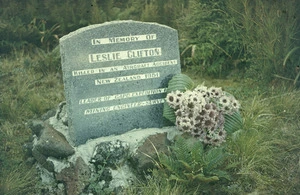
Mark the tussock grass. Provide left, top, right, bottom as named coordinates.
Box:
left=0, top=163, right=38, bottom=195
left=225, top=96, right=279, bottom=193
left=261, top=90, right=300, bottom=194
left=0, top=49, right=64, bottom=123
left=127, top=169, right=189, bottom=195
left=225, top=90, right=300, bottom=194
left=0, top=49, right=64, bottom=194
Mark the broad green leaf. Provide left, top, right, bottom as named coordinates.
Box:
left=163, top=102, right=176, bottom=123
left=204, top=147, right=226, bottom=173
left=178, top=160, right=192, bottom=171
left=163, top=74, right=195, bottom=123
left=166, top=73, right=194, bottom=93
left=224, top=111, right=243, bottom=135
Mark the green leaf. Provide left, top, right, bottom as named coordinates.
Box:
left=173, top=136, right=194, bottom=164
left=224, top=111, right=243, bottom=135
left=204, top=147, right=226, bottom=173
left=166, top=73, right=195, bottom=93
left=163, top=102, right=176, bottom=123
left=163, top=74, right=195, bottom=123
left=158, top=153, right=174, bottom=172
left=177, top=160, right=192, bottom=171
left=208, top=170, right=231, bottom=180
left=169, top=174, right=187, bottom=183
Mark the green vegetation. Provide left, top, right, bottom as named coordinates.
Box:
left=0, top=163, right=38, bottom=195
left=129, top=90, right=300, bottom=195
left=157, top=136, right=230, bottom=190
left=0, top=0, right=299, bottom=194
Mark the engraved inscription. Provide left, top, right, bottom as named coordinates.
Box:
left=89, top=47, right=162, bottom=63
left=79, top=88, right=167, bottom=104
left=72, top=59, right=177, bottom=77
left=94, top=72, right=160, bottom=85
left=84, top=98, right=165, bottom=115
left=91, top=34, right=156, bottom=45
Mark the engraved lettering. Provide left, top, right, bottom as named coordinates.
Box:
left=79, top=88, right=167, bottom=104
left=146, top=34, right=156, bottom=40
left=95, top=79, right=111, bottom=85
left=84, top=98, right=165, bottom=115
left=91, top=39, right=101, bottom=45
left=91, top=34, right=156, bottom=45
left=94, top=72, right=160, bottom=85
left=89, top=47, right=161, bottom=63
left=127, top=48, right=161, bottom=59
left=89, top=52, right=121, bottom=63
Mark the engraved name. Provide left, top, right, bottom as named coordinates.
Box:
left=91, top=34, right=156, bottom=45
left=88, top=47, right=162, bottom=63
left=94, top=72, right=160, bottom=85
left=84, top=98, right=165, bottom=115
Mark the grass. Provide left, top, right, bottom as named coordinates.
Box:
left=225, top=96, right=279, bottom=193
left=126, top=169, right=189, bottom=195
left=0, top=49, right=64, bottom=194
left=128, top=71, right=300, bottom=194
left=0, top=163, right=38, bottom=195
left=0, top=50, right=300, bottom=194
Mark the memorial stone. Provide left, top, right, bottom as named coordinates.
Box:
left=60, top=20, right=181, bottom=145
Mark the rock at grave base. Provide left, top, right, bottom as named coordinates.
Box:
left=32, top=147, right=55, bottom=172
left=55, top=157, right=90, bottom=195
left=132, top=133, right=171, bottom=175
left=34, top=120, right=74, bottom=159
left=91, top=140, right=130, bottom=169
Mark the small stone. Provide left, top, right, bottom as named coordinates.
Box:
left=34, top=120, right=74, bottom=159
left=131, top=133, right=171, bottom=175
left=90, top=140, right=129, bottom=169
left=32, top=147, right=55, bottom=172
left=56, top=157, right=90, bottom=195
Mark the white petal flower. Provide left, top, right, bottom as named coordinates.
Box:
left=219, top=95, right=231, bottom=107
left=176, top=116, right=193, bottom=132
left=230, top=98, right=240, bottom=110
left=208, top=86, right=223, bottom=98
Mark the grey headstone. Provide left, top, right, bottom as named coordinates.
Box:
left=60, top=20, right=181, bottom=145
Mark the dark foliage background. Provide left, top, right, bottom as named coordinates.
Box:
left=1, top=0, right=299, bottom=86
left=0, top=0, right=299, bottom=83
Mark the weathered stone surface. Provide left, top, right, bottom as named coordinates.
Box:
left=132, top=133, right=171, bottom=175
left=60, top=20, right=181, bottom=145
left=55, top=101, right=68, bottom=126
left=32, top=122, right=180, bottom=194
left=90, top=140, right=130, bottom=169
left=35, top=120, right=74, bottom=159
left=56, top=157, right=90, bottom=195
left=32, top=147, right=55, bottom=172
